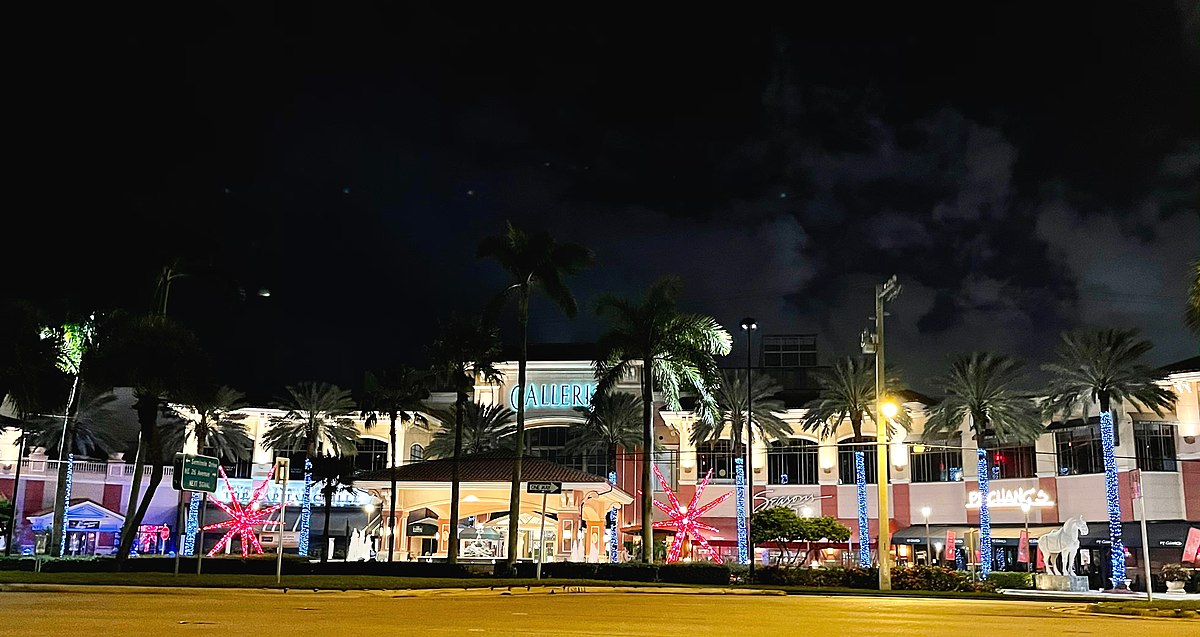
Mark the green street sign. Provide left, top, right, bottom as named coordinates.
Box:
left=172, top=453, right=220, bottom=494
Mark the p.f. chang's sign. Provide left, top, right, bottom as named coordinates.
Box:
left=965, top=487, right=1054, bottom=510
left=509, top=382, right=597, bottom=410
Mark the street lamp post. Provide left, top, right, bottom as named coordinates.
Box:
left=1020, top=501, right=1031, bottom=573
left=740, top=317, right=757, bottom=577
left=921, top=506, right=932, bottom=567
left=864, top=275, right=901, bottom=591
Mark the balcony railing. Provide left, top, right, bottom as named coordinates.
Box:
left=0, top=459, right=170, bottom=479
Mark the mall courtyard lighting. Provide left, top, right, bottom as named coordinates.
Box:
left=921, top=506, right=932, bottom=566
left=863, top=275, right=901, bottom=590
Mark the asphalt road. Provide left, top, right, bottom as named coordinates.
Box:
left=0, top=588, right=1184, bottom=636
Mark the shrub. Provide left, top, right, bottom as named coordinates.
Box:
left=750, top=565, right=878, bottom=589
left=658, top=562, right=730, bottom=585
left=985, top=571, right=1033, bottom=590
left=892, top=565, right=994, bottom=592
left=1161, top=563, right=1189, bottom=582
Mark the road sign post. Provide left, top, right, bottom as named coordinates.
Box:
left=1131, top=469, right=1152, bottom=601
left=275, top=457, right=290, bottom=585
left=526, top=482, right=562, bottom=579
left=172, top=454, right=219, bottom=576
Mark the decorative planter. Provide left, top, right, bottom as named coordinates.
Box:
left=1165, top=580, right=1187, bottom=594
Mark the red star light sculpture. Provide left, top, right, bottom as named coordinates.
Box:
left=204, top=466, right=283, bottom=557
left=650, top=465, right=732, bottom=564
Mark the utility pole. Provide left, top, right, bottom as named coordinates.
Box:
left=864, top=275, right=901, bottom=591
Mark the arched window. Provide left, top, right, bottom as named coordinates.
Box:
left=354, top=438, right=389, bottom=472
left=767, top=439, right=818, bottom=485
left=838, top=436, right=888, bottom=485
left=696, top=439, right=736, bottom=482
left=409, top=443, right=425, bottom=463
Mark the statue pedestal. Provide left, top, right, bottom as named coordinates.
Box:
left=1035, top=574, right=1089, bottom=592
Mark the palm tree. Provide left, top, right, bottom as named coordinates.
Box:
left=1187, top=258, right=1200, bottom=335
left=800, top=357, right=910, bottom=439
left=923, top=353, right=1044, bottom=444
left=1042, top=328, right=1176, bottom=585
left=164, top=385, right=252, bottom=557
left=479, top=221, right=592, bottom=572
left=426, top=401, right=516, bottom=458
left=691, top=369, right=790, bottom=533
left=87, top=312, right=209, bottom=564
left=309, top=454, right=358, bottom=563
left=594, top=277, right=732, bottom=562
left=0, top=301, right=68, bottom=555
left=361, top=367, right=429, bottom=562
left=429, top=316, right=503, bottom=563
left=262, top=382, right=360, bottom=557
left=566, top=391, right=644, bottom=475
left=922, top=352, right=1043, bottom=578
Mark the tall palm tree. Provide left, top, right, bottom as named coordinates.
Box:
left=361, top=367, right=429, bottom=562
left=800, top=357, right=909, bottom=439
left=479, top=221, right=592, bottom=572
left=691, top=369, right=790, bottom=539
left=922, top=353, right=1044, bottom=444
left=566, top=391, right=644, bottom=475
left=922, top=352, right=1043, bottom=578
left=1042, top=328, right=1176, bottom=585
left=594, top=277, right=732, bottom=562
left=262, top=382, right=360, bottom=557
left=165, top=385, right=252, bottom=557
left=87, top=311, right=209, bottom=564
left=1186, top=258, right=1200, bottom=336
left=310, top=454, right=358, bottom=563
left=429, top=316, right=503, bottom=563
left=427, top=401, right=516, bottom=458
left=0, top=301, right=68, bottom=555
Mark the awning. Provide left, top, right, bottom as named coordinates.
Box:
left=1081, top=521, right=1199, bottom=549
left=891, top=524, right=1060, bottom=546
left=891, top=521, right=1200, bottom=549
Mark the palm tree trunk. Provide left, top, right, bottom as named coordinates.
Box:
left=448, top=389, right=465, bottom=563
left=1097, top=393, right=1126, bottom=586
left=302, top=435, right=316, bottom=558
left=49, top=417, right=77, bottom=557
left=388, top=412, right=398, bottom=563
left=4, top=431, right=27, bottom=556
left=321, top=485, right=333, bottom=563
left=117, top=397, right=157, bottom=565
left=505, top=285, right=529, bottom=573
left=641, top=356, right=654, bottom=563
left=851, top=413, right=863, bottom=439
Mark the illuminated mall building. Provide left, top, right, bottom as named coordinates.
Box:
left=2, top=342, right=1197, bottom=588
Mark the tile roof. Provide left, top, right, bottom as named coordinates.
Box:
left=356, top=451, right=612, bottom=484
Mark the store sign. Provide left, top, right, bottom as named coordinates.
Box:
left=214, top=479, right=373, bottom=508
left=752, top=491, right=833, bottom=514
left=67, top=520, right=101, bottom=530
left=509, top=382, right=597, bottom=410
left=965, top=487, right=1054, bottom=510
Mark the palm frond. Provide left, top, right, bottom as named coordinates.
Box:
left=1041, top=328, right=1177, bottom=419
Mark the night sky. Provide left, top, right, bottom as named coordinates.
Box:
left=9, top=4, right=1199, bottom=401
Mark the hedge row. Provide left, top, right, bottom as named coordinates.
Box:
left=0, top=557, right=731, bottom=584
left=752, top=565, right=1000, bottom=592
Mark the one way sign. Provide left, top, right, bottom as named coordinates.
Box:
left=526, top=481, right=563, bottom=494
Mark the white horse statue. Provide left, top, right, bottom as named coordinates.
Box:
left=1038, top=515, right=1089, bottom=576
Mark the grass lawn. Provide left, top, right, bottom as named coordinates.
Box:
left=1088, top=599, right=1200, bottom=619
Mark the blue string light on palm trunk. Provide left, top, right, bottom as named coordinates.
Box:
left=60, top=453, right=74, bottom=556
left=1100, top=411, right=1126, bottom=586
left=977, top=448, right=992, bottom=579
left=735, top=457, right=749, bottom=564
left=299, top=457, right=312, bottom=557
left=182, top=491, right=202, bottom=556
left=608, top=470, right=619, bottom=563
left=855, top=451, right=870, bottom=568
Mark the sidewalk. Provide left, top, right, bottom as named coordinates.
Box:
left=0, top=583, right=787, bottom=597
left=999, top=588, right=1200, bottom=602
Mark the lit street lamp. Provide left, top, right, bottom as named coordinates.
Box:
left=740, top=317, right=757, bottom=577
left=863, top=275, right=901, bottom=590
left=921, top=506, right=932, bottom=566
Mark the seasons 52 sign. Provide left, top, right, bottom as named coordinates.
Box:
left=966, top=487, right=1054, bottom=510
left=509, top=382, right=597, bottom=410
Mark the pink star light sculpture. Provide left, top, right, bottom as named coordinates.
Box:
left=203, top=466, right=283, bottom=557
left=650, top=465, right=732, bottom=564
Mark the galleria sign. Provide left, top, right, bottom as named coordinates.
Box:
left=965, top=487, right=1055, bottom=510
left=509, top=382, right=597, bottom=410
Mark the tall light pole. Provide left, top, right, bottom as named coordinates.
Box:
left=1020, top=501, right=1031, bottom=573
left=921, top=506, right=932, bottom=566
left=863, top=275, right=901, bottom=590
left=740, top=317, right=757, bottom=577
